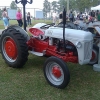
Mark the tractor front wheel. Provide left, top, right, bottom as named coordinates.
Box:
left=89, top=45, right=99, bottom=65
left=43, top=56, right=70, bottom=89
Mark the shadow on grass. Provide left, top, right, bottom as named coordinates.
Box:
left=24, top=54, right=46, bottom=69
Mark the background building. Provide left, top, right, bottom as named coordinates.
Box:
left=8, top=9, right=17, bottom=19
left=36, top=11, right=43, bottom=19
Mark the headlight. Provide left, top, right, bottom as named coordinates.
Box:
left=75, top=42, right=82, bottom=48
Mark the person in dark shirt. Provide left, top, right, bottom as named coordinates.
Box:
left=79, top=12, right=83, bottom=20
left=90, top=10, right=95, bottom=17
left=59, top=12, right=63, bottom=23
left=90, top=10, right=95, bottom=22
left=69, top=11, right=74, bottom=22
left=27, top=12, right=31, bottom=26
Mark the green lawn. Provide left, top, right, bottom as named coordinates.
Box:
left=0, top=19, right=52, bottom=29
left=0, top=54, right=100, bottom=100
left=0, top=20, right=100, bottom=100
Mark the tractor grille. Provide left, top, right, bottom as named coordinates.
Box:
left=84, top=41, right=93, bottom=60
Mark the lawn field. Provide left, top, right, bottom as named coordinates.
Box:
left=0, top=19, right=52, bottom=29
left=0, top=19, right=100, bottom=100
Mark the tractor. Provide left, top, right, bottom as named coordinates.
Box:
left=0, top=0, right=96, bottom=89
left=0, top=21, right=94, bottom=89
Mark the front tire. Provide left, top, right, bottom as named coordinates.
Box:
left=89, top=45, right=99, bottom=65
left=43, top=56, right=70, bottom=89
left=0, top=28, right=29, bottom=68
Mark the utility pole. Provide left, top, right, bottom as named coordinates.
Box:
left=67, top=0, right=69, bottom=14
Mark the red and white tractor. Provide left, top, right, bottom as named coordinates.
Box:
left=1, top=0, right=97, bottom=89
left=0, top=22, right=95, bottom=89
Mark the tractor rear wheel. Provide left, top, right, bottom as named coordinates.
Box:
left=43, top=56, right=70, bottom=89
left=0, top=28, right=29, bottom=68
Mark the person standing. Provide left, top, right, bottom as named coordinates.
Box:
left=16, top=8, right=23, bottom=27
left=59, top=12, right=63, bottom=23
left=27, top=12, right=31, bottom=27
left=69, top=11, right=74, bottom=22
left=52, top=12, right=57, bottom=25
left=97, top=11, right=100, bottom=21
left=79, top=12, right=83, bottom=20
left=90, top=10, right=95, bottom=21
left=2, top=8, right=9, bottom=29
left=96, top=10, right=99, bottom=21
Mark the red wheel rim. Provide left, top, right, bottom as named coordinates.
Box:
left=4, top=38, right=17, bottom=59
left=52, top=66, right=62, bottom=78
left=45, top=62, right=64, bottom=86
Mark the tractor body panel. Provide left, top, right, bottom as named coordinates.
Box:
left=28, top=24, right=93, bottom=65
left=45, top=27, right=93, bottom=65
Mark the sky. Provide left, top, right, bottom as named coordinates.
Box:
left=0, top=0, right=58, bottom=16
left=0, top=0, right=58, bottom=9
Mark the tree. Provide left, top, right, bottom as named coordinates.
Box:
left=10, top=1, right=17, bottom=9
left=75, top=0, right=100, bottom=12
left=43, top=0, right=51, bottom=19
left=58, top=0, right=67, bottom=11
left=0, top=9, right=2, bottom=18
left=58, top=0, right=100, bottom=12
left=51, top=1, right=59, bottom=12
left=48, top=2, right=51, bottom=18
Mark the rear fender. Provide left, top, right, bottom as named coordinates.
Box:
left=7, top=25, right=30, bottom=41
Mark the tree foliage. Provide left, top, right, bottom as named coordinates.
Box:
left=43, top=0, right=51, bottom=18
left=51, top=1, right=59, bottom=12
left=75, top=0, right=99, bottom=11
left=0, top=9, right=2, bottom=18
left=10, top=1, right=17, bottom=9
left=58, top=0, right=67, bottom=11
left=58, top=0, right=100, bottom=12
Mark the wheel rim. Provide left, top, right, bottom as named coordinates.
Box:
left=90, top=49, right=98, bottom=64
left=2, top=36, right=18, bottom=62
left=45, top=62, right=64, bottom=86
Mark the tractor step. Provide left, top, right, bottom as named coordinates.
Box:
left=29, top=51, right=43, bottom=56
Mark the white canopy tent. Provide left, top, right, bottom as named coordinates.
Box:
left=91, top=5, right=100, bottom=10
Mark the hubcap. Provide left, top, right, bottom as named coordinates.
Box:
left=46, top=62, right=64, bottom=85
left=2, top=37, right=18, bottom=62
left=5, top=38, right=17, bottom=59
left=52, top=66, right=61, bottom=78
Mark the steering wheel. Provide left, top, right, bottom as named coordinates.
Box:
left=40, top=23, right=55, bottom=29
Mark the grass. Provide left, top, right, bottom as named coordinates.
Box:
left=0, top=54, right=100, bottom=100
left=0, top=19, right=52, bottom=29
left=0, top=20, right=100, bottom=100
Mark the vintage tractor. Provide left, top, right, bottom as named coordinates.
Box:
left=0, top=0, right=95, bottom=89
left=0, top=21, right=94, bottom=89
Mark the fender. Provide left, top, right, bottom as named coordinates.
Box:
left=6, top=25, right=30, bottom=41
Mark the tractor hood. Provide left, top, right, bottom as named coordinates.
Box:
left=45, top=27, right=93, bottom=41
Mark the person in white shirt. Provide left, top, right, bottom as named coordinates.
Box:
left=52, top=12, right=57, bottom=24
